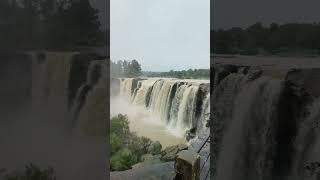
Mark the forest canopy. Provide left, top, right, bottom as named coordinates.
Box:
left=0, top=0, right=106, bottom=51
left=212, top=22, right=320, bottom=56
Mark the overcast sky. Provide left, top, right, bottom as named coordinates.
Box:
left=110, top=0, right=210, bottom=72
left=212, top=0, right=320, bottom=29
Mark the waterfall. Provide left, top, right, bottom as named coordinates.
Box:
left=30, top=52, right=108, bottom=136
left=1, top=52, right=108, bottom=180
left=74, top=61, right=108, bottom=136
left=30, top=52, right=75, bottom=133
left=290, top=98, right=320, bottom=179
left=215, top=77, right=282, bottom=180
left=199, top=93, right=210, bottom=129
left=118, top=78, right=210, bottom=137
left=120, top=78, right=134, bottom=98
left=211, top=64, right=320, bottom=180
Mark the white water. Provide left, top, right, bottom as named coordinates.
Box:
left=110, top=96, right=186, bottom=148
left=112, top=78, right=210, bottom=147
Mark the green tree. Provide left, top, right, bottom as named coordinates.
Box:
left=128, top=60, right=142, bottom=77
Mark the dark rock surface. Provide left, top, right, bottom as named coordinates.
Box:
left=161, top=144, right=188, bottom=162
left=68, top=53, right=94, bottom=107
left=110, top=162, right=175, bottom=180
left=286, top=69, right=320, bottom=98
left=132, top=154, right=162, bottom=169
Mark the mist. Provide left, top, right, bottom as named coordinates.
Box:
left=110, top=94, right=186, bottom=148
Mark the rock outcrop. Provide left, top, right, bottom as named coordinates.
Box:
left=161, top=144, right=188, bottom=162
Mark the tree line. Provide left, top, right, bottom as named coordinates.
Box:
left=144, top=69, right=209, bottom=79
left=0, top=0, right=105, bottom=51
left=212, top=22, right=320, bottom=55
left=111, top=60, right=142, bottom=78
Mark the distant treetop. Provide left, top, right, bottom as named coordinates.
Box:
left=211, top=22, right=320, bottom=56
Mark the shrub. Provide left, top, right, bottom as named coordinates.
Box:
left=110, top=114, right=163, bottom=170
left=110, top=133, right=123, bottom=155
left=110, top=148, right=138, bottom=171
left=110, top=114, right=129, bottom=137
left=4, top=164, right=56, bottom=180
left=128, top=134, right=152, bottom=160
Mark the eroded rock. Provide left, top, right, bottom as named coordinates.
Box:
left=161, top=144, right=188, bottom=162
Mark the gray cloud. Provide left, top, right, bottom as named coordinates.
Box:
left=110, top=0, right=210, bottom=72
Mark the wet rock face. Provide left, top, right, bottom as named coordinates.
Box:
left=212, top=64, right=239, bottom=87
left=286, top=68, right=320, bottom=98
left=194, top=84, right=209, bottom=125
left=186, top=128, right=197, bottom=141
left=68, top=54, right=94, bottom=107
left=131, top=78, right=146, bottom=95
left=246, top=67, right=263, bottom=81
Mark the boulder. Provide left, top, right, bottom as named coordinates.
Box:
left=161, top=144, right=188, bottom=162
left=147, top=141, right=162, bottom=155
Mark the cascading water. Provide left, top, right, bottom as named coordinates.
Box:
left=215, top=77, right=282, bottom=180
left=120, top=78, right=134, bottom=99
left=0, top=52, right=108, bottom=180
left=211, top=64, right=320, bottom=180
left=118, top=78, right=210, bottom=138
left=290, top=98, right=320, bottom=180
left=31, top=53, right=75, bottom=133
left=74, top=61, right=108, bottom=136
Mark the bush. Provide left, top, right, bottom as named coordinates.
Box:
left=4, top=164, right=56, bottom=180
left=110, top=114, right=130, bottom=137
left=128, top=135, right=152, bottom=160
left=110, top=148, right=138, bottom=171
left=111, top=133, right=123, bottom=155
left=110, top=114, right=163, bottom=170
